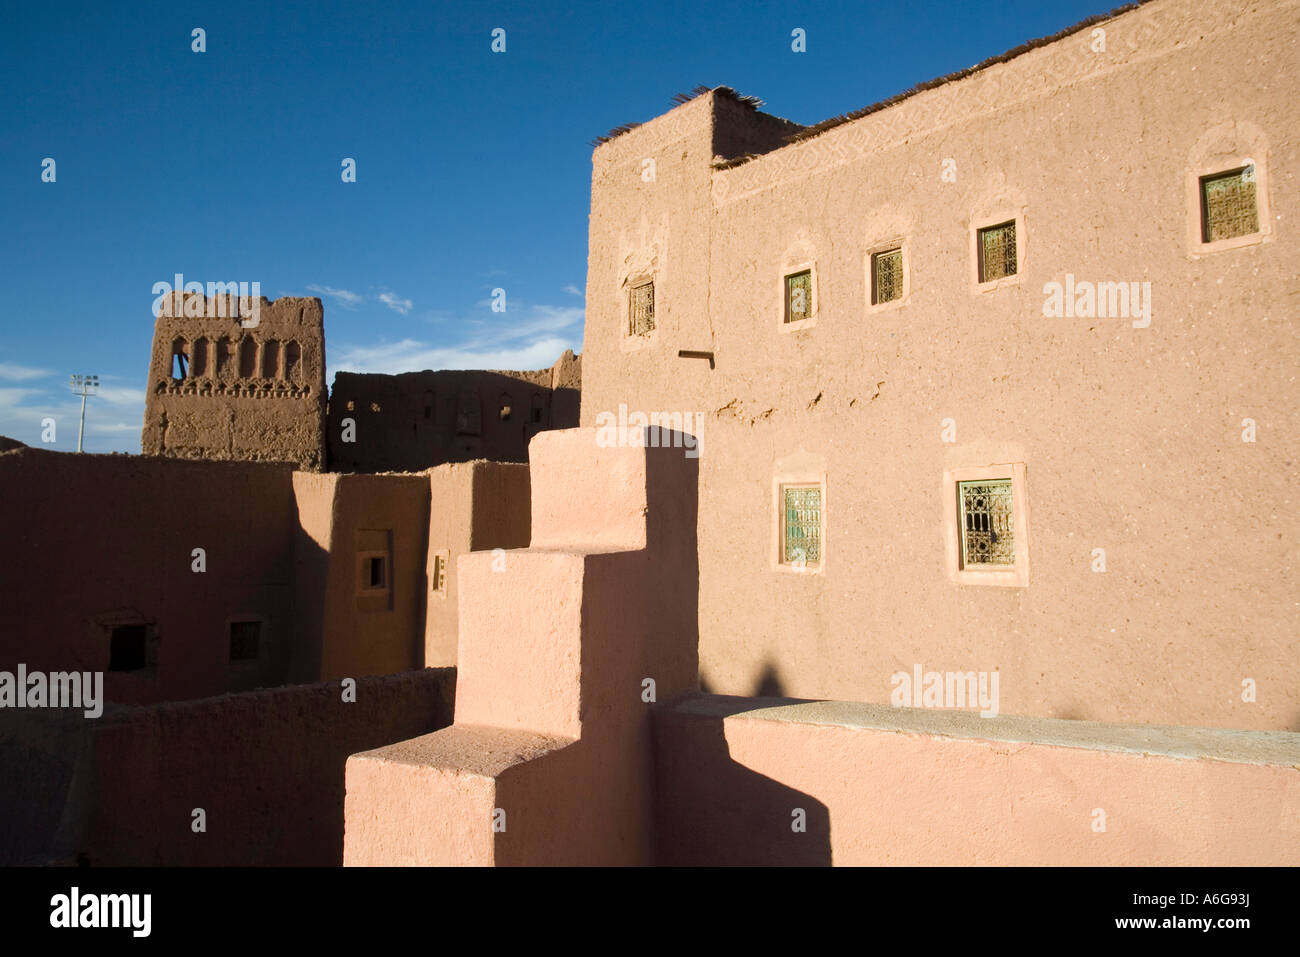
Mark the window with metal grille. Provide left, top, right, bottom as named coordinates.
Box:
left=785, top=270, right=813, bottom=323
left=958, top=479, right=1015, bottom=567
left=629, top=281, right=655, bottom=337
left=872, top=248, right=904, bottom=304
left=229, top=620, right=261, bottom=662
left=1201, top=168, right=1258, bottom=242
left=978, top=222, right=1017, bottom=282
left=782, top=485, right=822, bottom=566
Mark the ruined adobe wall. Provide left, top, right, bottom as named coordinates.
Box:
left=0, top=448, right=300, bottom=705
left=548, top=349, right=582, bottom=429
left=142, top=295, right=326, bottom=470
left=0, top=668, right=455, bottom=865
left=326, top=356, right=580, bottom=473
left=583, top=0, right=1300, bottom=729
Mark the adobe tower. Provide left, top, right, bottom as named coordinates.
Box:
left=141, top=293, right=327, bottom=470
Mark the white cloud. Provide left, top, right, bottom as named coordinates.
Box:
left=563, top=284, right=583, bottom=297
left=306, top=284, right=363, bottom=307
left=332, top=337, right=575, bottom=376
left=378, top=291, right=413, bottom=315
left=0, top=383, right=143, bottom=453
left=0, top=362, right=53, bottom=381
left=331, top=301, right=583, bottom=379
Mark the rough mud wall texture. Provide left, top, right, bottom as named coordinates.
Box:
left=582, top=0, right=1300, bottom=729
left=654, top=697, right=1300, bottom=865
left=326, top=350, right=581, bottom=473
left=0, top=448, right=300, bottom=704
left=141, top=294, right=326, bottom=470
left=289, top=471, right=431, bottom=682
left=0, top=669, right=455, bottom=865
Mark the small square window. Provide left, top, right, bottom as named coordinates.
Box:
left=229, top=620, right=261, bottom=662
left=977, top=222, right=1017, bottom=282
left=108, top=624, right=147, bottom=672
left=782, top=485, right=822, bottom=566
left=784, top=271, right=813, bottom=323
left=366, top=556, right=386, bottom=589
left=629, top=281, right=655, bottom=337
left=1200, top=168, right=1259, bottom=243
left=958, top=478, right=1015, bottom=568
left=872, top=248, right=904, bottom=304
left=357, top=535, right=394, bottom=610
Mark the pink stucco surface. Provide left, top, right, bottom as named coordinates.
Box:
left=344, top=428, right=699, bottom=865
left=654, top=696, right=1300, bottom=865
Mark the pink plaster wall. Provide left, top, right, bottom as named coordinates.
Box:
left=654, top=696, right=1300, bottom=865
left=581, top=0, right=1300, bottom=729
left=344, top=429, right=701, bottom=865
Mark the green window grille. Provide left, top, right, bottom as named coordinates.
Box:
left=958, top=479, right=1015, bottom=567
left=785, top=270, right=813, bottom=323
left=783, top=485, right=821, bottom=565
left=1201, top=169, right=1258, bottom=242
left=978, top=222, right=1017, bottom=282
left=872, top=248, right=904, bottom=304
left=629, top=281, right=655, bottom=337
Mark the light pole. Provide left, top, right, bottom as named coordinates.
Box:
left=68, top=374, right=99, bottom=453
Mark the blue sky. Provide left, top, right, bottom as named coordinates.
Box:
left=1, top=0, right=1113, bottom=452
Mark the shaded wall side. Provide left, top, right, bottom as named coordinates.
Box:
left=78, top=669, right=455, bottom=865
left=326, top=368, right=565, bottom=473
left=288, top=471, right=338, bottom=683
left=318, top=474, right=430, bottom=680
left=0, top=449, right=299, bottom=704
left=469, top=461, right=532, bottom=552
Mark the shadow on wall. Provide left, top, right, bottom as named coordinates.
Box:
left=0, top=670, right=457, bottom=866
left=654, top=697, right=831, bottom=866
left=326, top=370, right=579, bottom=474
left=698, top=660, right=787, bottom=697
left=752, top=661, right=786, bottom=698
left=0, top=709, right=94, bottom=866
